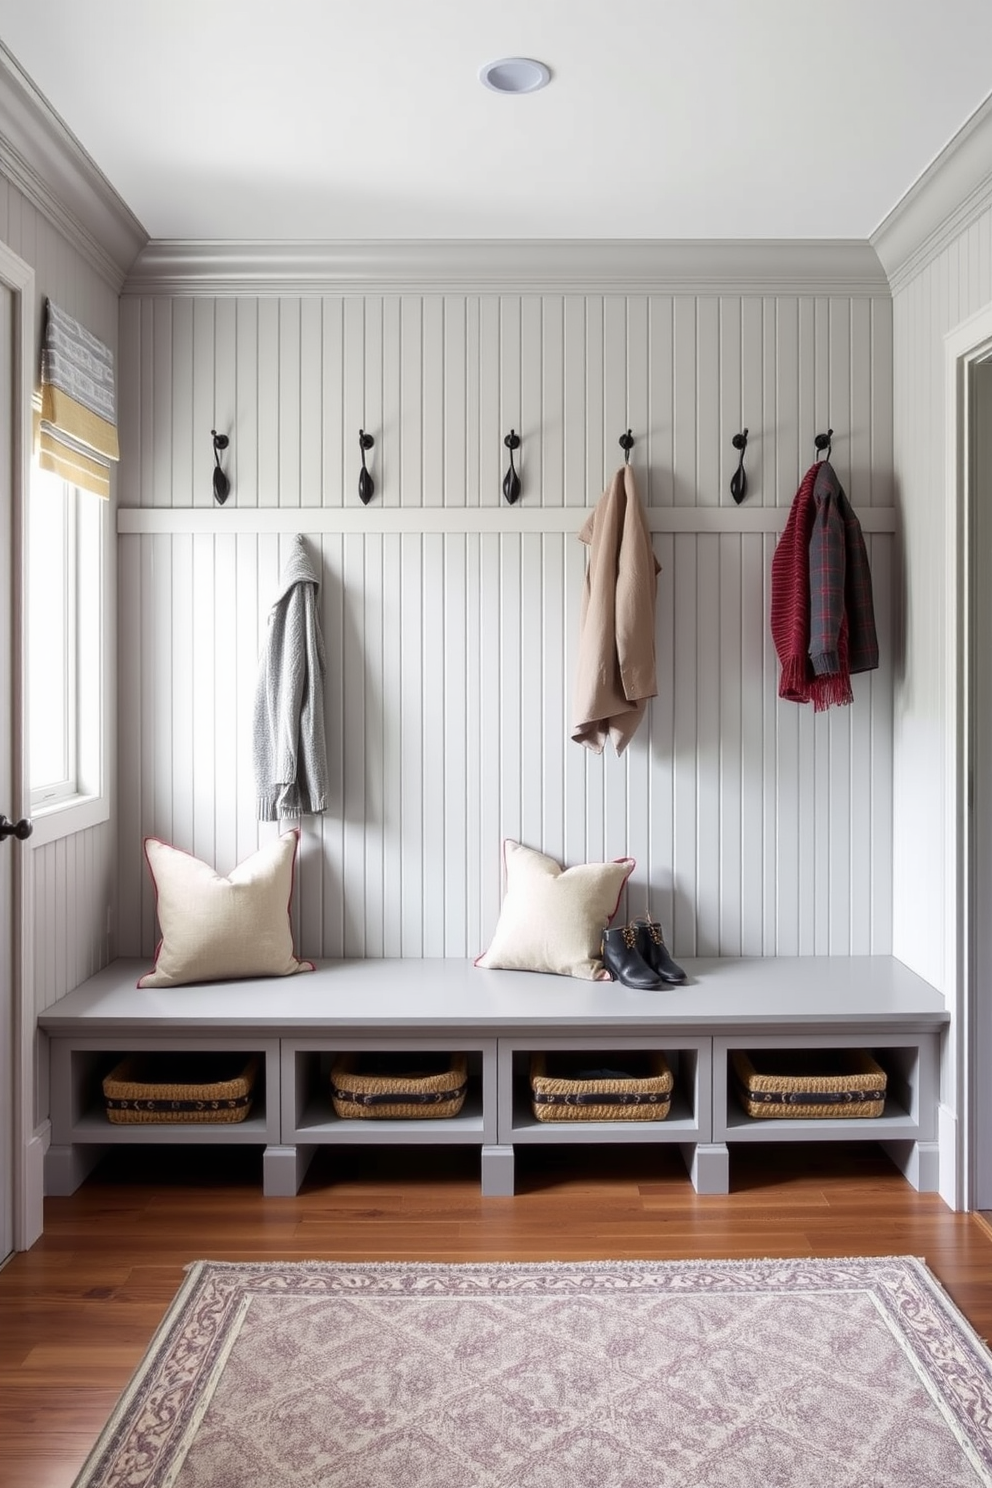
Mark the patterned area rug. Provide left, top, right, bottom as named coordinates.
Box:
left=74, top=1257, right=992, bottom=1488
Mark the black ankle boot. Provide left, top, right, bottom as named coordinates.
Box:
left=601, top=925, right=664, bottom=989
left=632, top=918, right=687, bottom=984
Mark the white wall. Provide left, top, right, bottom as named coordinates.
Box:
left=117, top=268, right=896, bottom=964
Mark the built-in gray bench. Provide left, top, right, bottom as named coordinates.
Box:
left=38, top=955, right=949, bottom=1199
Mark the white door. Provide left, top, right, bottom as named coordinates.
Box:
left=0, top=243, right=34, bottom=1259
left=0, top=278, right=15, bottom=1262
left=973, top=358, right=992, bottom=1210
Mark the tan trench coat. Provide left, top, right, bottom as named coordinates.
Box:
left=571, top=465, right=660, bottom=754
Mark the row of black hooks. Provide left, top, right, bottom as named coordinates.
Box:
left=210, top=424, right=838, bottom=506
left=369, top=425, right=834, bottom=507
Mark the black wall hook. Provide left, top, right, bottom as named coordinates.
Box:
left=619, top=429, right=634, bottom=465
left=502, top=429, right=521, bottom=504
left=358, top=429, right=375, bottom=505
left=730, top=429, right=748, bottom=504
left=814, top=428, right=833, bottom=462
left=211, top=429, right=230, bottom=505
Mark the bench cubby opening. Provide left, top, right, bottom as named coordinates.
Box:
left=713, top=1032, right=940, bottom=1192
left=283, top=1040, right=496, bottom=1142
left=498, top=1040, right=707, bottom=1143
left=493, top=1037, right=723, bottom=1195
left=46, top=1035, right=282, bottom=1196
left=272, top=1036, right=499, bottom=1196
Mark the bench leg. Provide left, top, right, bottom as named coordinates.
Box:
left=880, top=1139, right=940, bottom=1193
left=263, top=1144, right=315, bottom=1197
left=481, top=1144, right=515, bottom=1197
left=45, top=1144, right=108, bottom=1196
left=682, top=1142, right=730, bottom=1195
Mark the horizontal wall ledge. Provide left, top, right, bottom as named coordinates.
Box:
left=122, top=238, right=891, bottom=297
left=117, top=505, right=898, bottom=536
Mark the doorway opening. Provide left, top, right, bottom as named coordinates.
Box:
left=948, top=302, right=992, bottom=1213
left=968, top=351, right=992, bottom=1211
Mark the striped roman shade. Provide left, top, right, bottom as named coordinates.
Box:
left=36, top=298, right=119, bottom=498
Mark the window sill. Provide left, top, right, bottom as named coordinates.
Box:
left=28, top=792, right=110, bottom=846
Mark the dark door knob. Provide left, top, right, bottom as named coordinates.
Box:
left=0, top=814, right=32, bottom=842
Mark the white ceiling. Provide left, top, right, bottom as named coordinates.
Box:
left=1, top=0, right=991, bottom=243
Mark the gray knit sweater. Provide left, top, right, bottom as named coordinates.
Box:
left=253, top=535, right=329, bottom=821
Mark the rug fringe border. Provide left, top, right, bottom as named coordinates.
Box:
left=71, top=1262, right=211, bottom=1488
left=184, top=1253, right=929, bottom=1271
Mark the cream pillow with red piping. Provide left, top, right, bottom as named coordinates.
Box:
left=137, top=830, right=313, bottom=988
left=475, top=839, right=633, bottom=980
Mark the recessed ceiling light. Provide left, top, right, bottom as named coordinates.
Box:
left=479, top=57, right=551, bottom=95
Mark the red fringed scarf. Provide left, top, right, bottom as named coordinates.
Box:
left=770, top=462, right=853, bottom=711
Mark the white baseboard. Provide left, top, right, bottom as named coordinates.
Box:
left=17, top=1121, right=49, bottom=1250
left=938, top=1103, right=960, bottom=1210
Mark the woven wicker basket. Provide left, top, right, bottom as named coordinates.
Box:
left=530, top=1051, right=673, bottom=1122
left=330, top=1052, right=468, bottom=1119
left=102, top=1053, right=260, bottom=1124
left=731, top=1048, right=887, bottom=1119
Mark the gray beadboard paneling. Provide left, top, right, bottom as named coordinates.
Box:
left=31, top=822, right=114, bottom=1021
left=117, top=285, right=894, bottom=960
left=117, top=525, right=894, bottom=962
left=884, top=195, right=992, bottom=1170
left=0, top=182, right=120, bottom=1015
left=890, top=200, right=992, bottom=993
left=122, top=292, right=892, bottom=512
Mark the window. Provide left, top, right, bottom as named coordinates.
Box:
left=27, top=468, right=108, bottom=840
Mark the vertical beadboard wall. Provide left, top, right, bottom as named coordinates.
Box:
left=0, top=178, right=120, bottom=1024
left=888, top=204, right=992, bottom=992
left=118, top=284, right=895, bottom=962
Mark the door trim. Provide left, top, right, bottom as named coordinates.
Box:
left=945, top=299, right=992, bottom=1212
left=0, top=242, right=37, bottom=1248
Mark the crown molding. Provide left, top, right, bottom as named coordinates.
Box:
left=122, top=238, right=890, bottom=297
left=0, top=42, right=148, bottom=290
left=871, top=91, right=992, bottom=291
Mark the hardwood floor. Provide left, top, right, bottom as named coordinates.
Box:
left=3, top=1140, right=992, bottom=1488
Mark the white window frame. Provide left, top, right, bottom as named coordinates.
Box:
left=26, top=471, right=110, bottom=846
